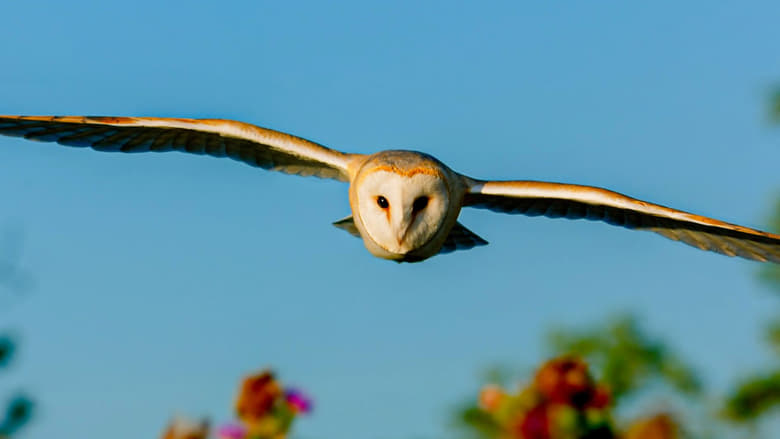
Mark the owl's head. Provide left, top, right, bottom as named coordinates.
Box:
left=350, top=151, right=462, bottom=260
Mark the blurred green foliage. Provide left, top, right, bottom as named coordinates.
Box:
left=770, top=87, right=780, bottom=123
left=0, top=234, right=33, bottom=438
left=454, top=316, right=700, bottom=439
left=457, top=405, right=503, bottom=439
left=723, top=371, right=780, bottom=422
left=547, top=315, right=701, bottom=402
left=0, top=338, right=13, bottom=369
left=721, top=190, right=780, bottom=426
left=0, top=396, right=33, bottom=437
left=759, top=199, right=780, bottom=291
left=453, top=87, right=780, bottom=438
left=0, top=336, right=33, bottom=438
left=769, top=319, right=780, bottom=355
left=459, top=357, right=616, bottom=439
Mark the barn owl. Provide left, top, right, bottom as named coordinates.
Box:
left=0, top=115, right=778, bottom=263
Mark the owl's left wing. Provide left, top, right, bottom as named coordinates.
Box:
left=463, top=180, right=780, bottom=263
left=0, top=115, right=359, bottom=181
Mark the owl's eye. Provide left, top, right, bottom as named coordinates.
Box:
left=376, top=196, right=389, bottom=209
left=412, top=196, right=429, bottom=212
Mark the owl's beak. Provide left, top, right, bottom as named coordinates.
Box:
left=396, top=225, right=411, bottom=246
left=394, top=214, right=413, bottom=246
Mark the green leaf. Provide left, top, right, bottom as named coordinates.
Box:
left=0, top=395, right=33, bottom=436
left=771, top=88, right=780, bottom=124
left=722, top=370, right=780, bottom=422
left=0, top=338, right=13, bottom=369
left=768, top=319, right=780, bottom=356
left=453, top=404, right=502, bottom=439
left=758, top=198, right=780, bottom=293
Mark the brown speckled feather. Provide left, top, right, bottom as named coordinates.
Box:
left=0, top=115, right=359, bottom=181
left=464, top=180, right=780, bottom=263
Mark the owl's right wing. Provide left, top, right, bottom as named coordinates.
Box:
left=463, top=179, right=780, bottom=263
left=0, top=115, right=362, bottom=182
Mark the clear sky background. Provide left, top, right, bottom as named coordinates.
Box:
left=0, top=2, right=778, bottom=438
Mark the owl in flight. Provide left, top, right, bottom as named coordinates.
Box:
left=0, top=115, right=778, bottom=263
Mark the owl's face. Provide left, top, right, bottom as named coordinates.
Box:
left=353, top=165, right=452, bottom=259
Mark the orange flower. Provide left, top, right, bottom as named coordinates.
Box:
left=479, top=385, right=506, bottom=411
left=235, top=371, right=283, bottom=424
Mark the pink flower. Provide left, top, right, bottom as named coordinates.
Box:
left=285, top=388, right=313, bottom=414
left=216, top=423, right=246, bottom=439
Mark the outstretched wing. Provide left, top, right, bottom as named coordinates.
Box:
left=463, top=179, right=780, bottom=263
left=0, top=115, right=360, bottom=181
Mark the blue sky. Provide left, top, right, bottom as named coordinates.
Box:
left=0, top=2, right=778, bottom=438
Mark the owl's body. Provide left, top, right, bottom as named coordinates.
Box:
left=0, top=115, right=778, bottom=264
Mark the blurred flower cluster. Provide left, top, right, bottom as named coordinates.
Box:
left=218, top=370, right=312, bottom=439
left=475, top=356, right=614, bottom=439
left=464, top=355, right=684, bottom=439
left=160, top=370, right=311, bottom=439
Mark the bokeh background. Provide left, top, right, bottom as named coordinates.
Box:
left=0, top=2, right=778, bottom=438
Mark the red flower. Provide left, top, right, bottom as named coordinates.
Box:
left=517, top=404, right=550, bottom=439
left=586, top=385, right=611, bottom=409
left=534, top=357, right=593, bottom=407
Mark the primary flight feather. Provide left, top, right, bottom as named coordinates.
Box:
left=0, top=115, right=778, bottom=263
